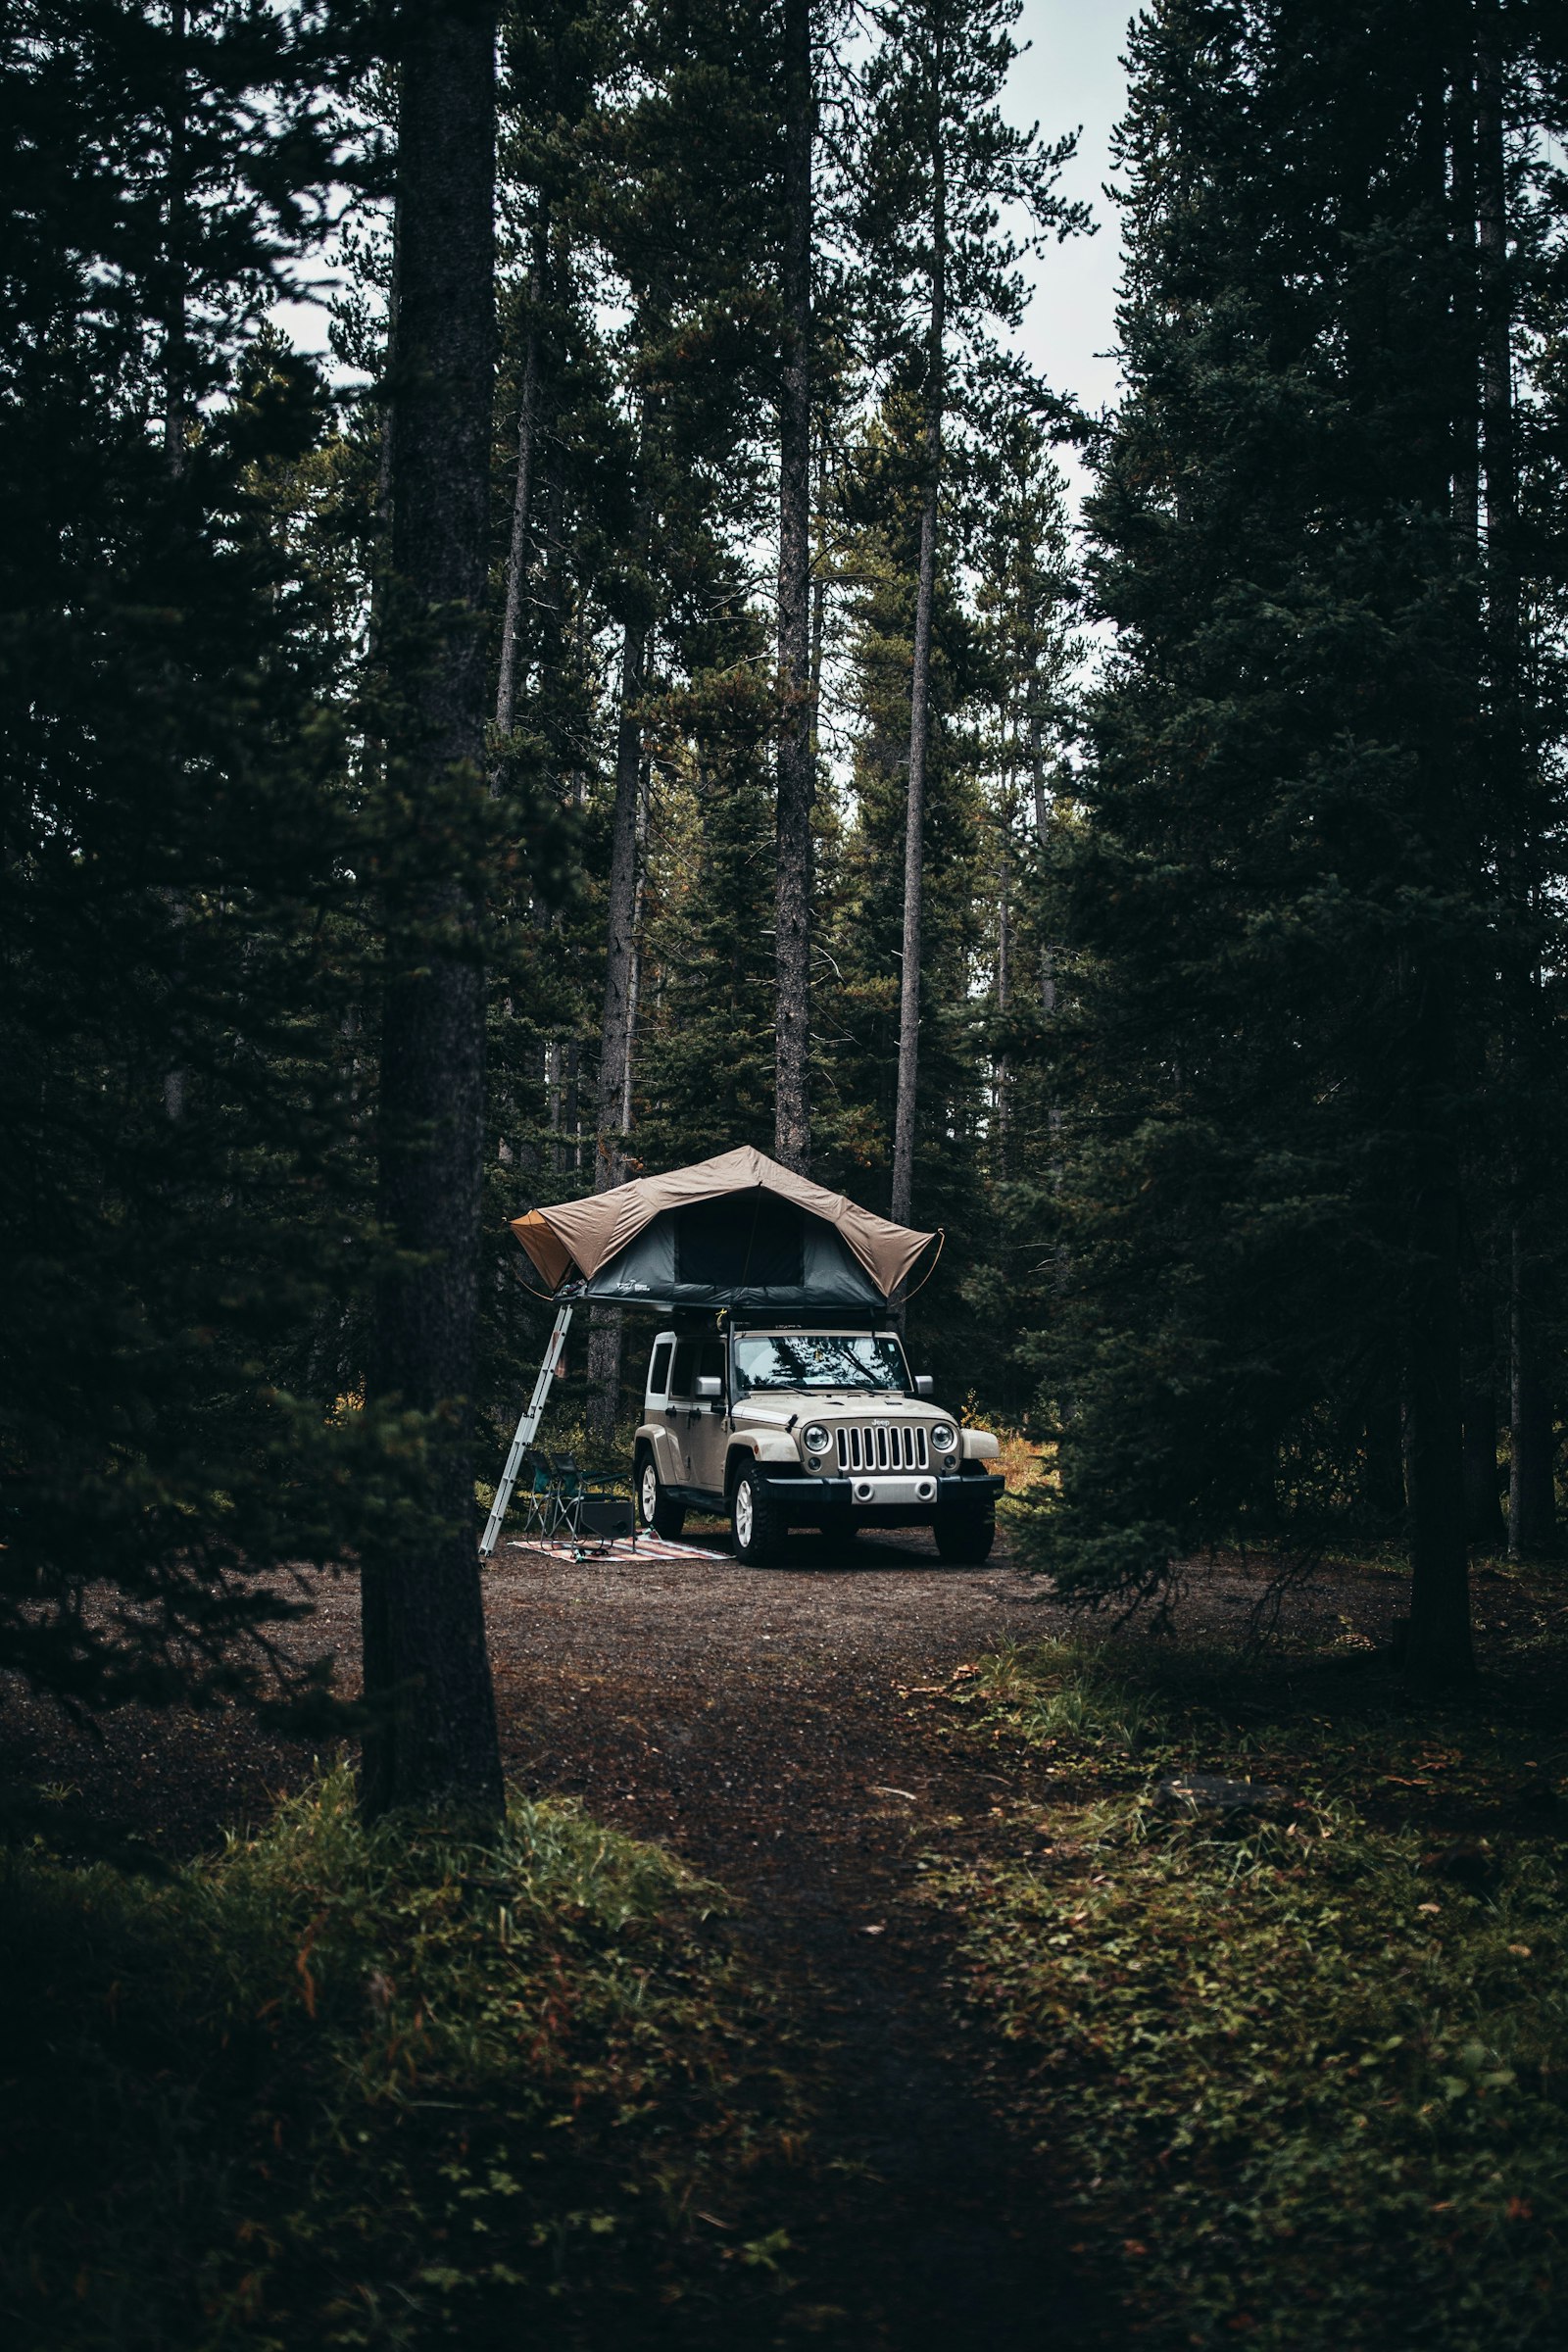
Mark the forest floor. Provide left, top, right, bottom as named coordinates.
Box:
left=5, top=1525, right=1564, bottom=2349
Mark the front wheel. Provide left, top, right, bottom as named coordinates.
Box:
left=933, top=1505, right=995, bottom=1564
left=636, top=1446, right=685, bottom=1541
left=732, top=1463, right=785, bottom=1566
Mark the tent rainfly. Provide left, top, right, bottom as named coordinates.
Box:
left=509, top=1146, right=936, bottom=1312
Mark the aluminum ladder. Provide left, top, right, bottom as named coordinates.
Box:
left=478, top=1302, right=573, bottom=1556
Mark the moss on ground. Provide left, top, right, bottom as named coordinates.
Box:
left=0, top=1764, right=800, bottom=2349
left=928, top=1634, right=1568, bottom=2351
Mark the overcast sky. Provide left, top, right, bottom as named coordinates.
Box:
left=1005, top=1, right=1134, bottom=493
left=276, top=6, right=1136, bottom=506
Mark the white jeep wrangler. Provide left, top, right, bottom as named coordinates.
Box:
left=631, top=1322, right=1004, bottom=1565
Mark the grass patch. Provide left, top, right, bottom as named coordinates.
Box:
left=0, top=1764, right=799, bottom=2349
left=956, top=1406, right=1053, bottom=1494
left=929, top=1638, right=1568, bottom=2350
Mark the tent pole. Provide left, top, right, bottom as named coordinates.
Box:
left=479, top=1301, right=574, bottom=1556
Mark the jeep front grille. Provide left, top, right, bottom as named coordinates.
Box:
left=835, top=1423, right=929, bottom=1473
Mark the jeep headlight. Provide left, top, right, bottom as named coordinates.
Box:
left=803, top=1423, right=830, bottom=1455
left=930, top=1422, right=957, bottom=1453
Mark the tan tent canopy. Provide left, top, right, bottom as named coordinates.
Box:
left=510, top=1146, right=935, bottom=1305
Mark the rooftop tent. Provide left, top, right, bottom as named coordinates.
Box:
left=509, top=1145, right=936, bottom=1312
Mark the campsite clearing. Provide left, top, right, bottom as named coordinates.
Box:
left=6, top=1532, right=1555, bottom=2348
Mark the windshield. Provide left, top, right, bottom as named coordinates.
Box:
left=733, top=1333, right=908, bottom=1395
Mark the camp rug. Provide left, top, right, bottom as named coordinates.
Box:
left=508, top=1531, right=732, bottom=1566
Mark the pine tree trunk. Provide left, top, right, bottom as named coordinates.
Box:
left=1509, top=1224, right=1556, bottom=1553
left=621, top=755, right=651, bottom=1136
left=160, top=1, right=189, bottom=1122
left=1477, top=15, right=1553, bottom=1557
left=564, top=1037, right=581, bottom=1168
left=773, top=0, right=813, bottom=1173
left=163, top=0, right=187, bottom=474
left=890, top=127, right=945, bottom=1230
left=1403, top=20, right=1467, bottom=1660
left=1463, top=1387, right=1506, bottom=1547
left=994, top=826, right=1010, bottom=1175
left=584, top=615, right=647, bottom=1443
left=1403, top=971, right=1476, bottom=1688
left=1449, top=41, right=1500, bottom=1558
left=362, top=3, right=504, bottom=1821
left=1028, top=683, right=1049, bottom=850
left=1461, top=1243, right=1506, bottom=1549
left=1362, top=1395, right=1406, bottom=1526
left=595, top=619, right=646, bottom=1138
left=494, top=209, right=547, bottom=740
left=585, top=1305, right=622, bottom=1448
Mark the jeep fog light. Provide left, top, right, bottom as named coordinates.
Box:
left=930, top=1422, right=957, bottom=1452
left=854, top=1479, right=874, bottom=1501
left=916, top=1477, right=936, bottom=1500
left=803, top=1423, right=829, bottom=1454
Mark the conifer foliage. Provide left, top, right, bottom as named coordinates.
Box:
left=1, top=3, right=373, bottom=1717
left=1018, top=0, right=1568, bottom=1681
left=5, top=0, right=1568, bottom=1753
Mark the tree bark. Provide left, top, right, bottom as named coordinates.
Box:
left=362, top=2, right=504, bottom=1821
left=163, top=0, right=187, bottom=475
left=621, top=754, right=651, bottom=1136
left=1509, top=1222, right=1556, bottom=1553
left=1403, top=970, right=1476, bottom=1688
left=994, top=823, right=1010, bottom=1175
left=159, top=0, right=189, bottom=1122
left=1362, top=1394, right=1405, bottom=1526
left=1477, top=16, right=1553, bottom=1558
left=774, top=0, right=813, bottom=1173
left=1028, top=672, right=1050, bottom=851
left=1462, top=1386, right=1506, bottom=1547
left=890, top=115, right=945, bottom=1230
left=595, top=614, right=647, bottom=1184
left=584, top=609, right=649, bottom=1442
left=493, top=208, right=548, bottom=741
left=1461, top=1232, right=1506, bottom=1549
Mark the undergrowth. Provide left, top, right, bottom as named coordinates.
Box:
left=0, top=1764, right=798, bottom=2350
left=932, top=1639, right=1568, bottom=2351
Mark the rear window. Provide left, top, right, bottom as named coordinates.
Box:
left=673, top=1193, right=804, bottom=1287
left=647, top=1340, right=672, bottom=1397
left=669, top=1338, right=725, bottom=1396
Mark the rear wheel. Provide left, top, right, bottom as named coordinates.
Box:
left=732, top=1462, right=785, bottom=1565
left=636, top=1446, right=685, bottom=1541
left=933, top=1504, right=995, bottom=1564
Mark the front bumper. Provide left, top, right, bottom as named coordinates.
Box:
left=760, top=1470, right=1004, bottom=1527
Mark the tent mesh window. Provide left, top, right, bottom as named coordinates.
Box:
left=673, top=1193, right=804, bottom=1290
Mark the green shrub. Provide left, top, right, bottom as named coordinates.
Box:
left=0, top=1765, right=795, bottom=2348
left=932, top=1643, right=1568, bottom=2350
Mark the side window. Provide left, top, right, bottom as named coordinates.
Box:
left=699, top=1340, right=725, bottom=1392
left=647, top=1341, right=672, bottom=1399
left=669, top=1339, right=698, bottom=1396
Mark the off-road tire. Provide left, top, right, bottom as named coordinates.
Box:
left=933, top=1504, right=995, bottom=1564
left=635, top=1446, right=685, bottom=1542
left=731, top=1462, right=785, bottom=1566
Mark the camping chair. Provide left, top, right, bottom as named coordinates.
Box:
left=515, top=1449, right=557, bottom=1545
left=540, top=1453, right=634, bottom=1557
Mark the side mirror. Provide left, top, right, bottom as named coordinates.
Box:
left=696, top=1374, right=722, bottom=1400
left=914, top=1374, right=935, bottom=1398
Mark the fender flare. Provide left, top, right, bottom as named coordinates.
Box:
left=724, top=1433, right=799, bottom=1492
left=635, top=1423, right=681, bottom=1481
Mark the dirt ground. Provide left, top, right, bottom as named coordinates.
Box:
left=4, top=1521, right=1550, bottom=2349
